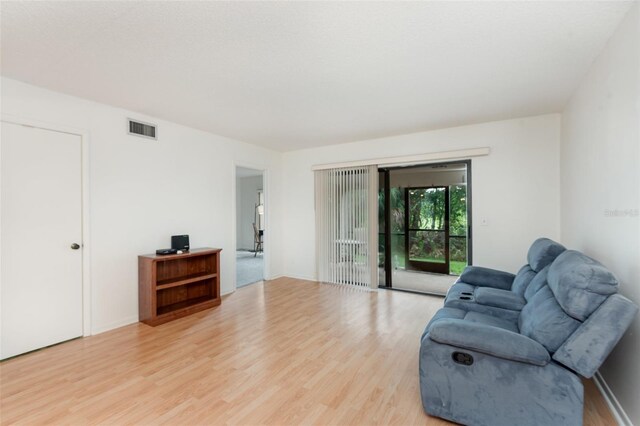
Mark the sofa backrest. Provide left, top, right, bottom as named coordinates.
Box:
left=527, top=238, right=567, bottom=272
left=547, top=250, right=618, bottom=321
left=523, top=265, right=550, bottom=301
left=510, top=265, right=536, bottom=296
left=518, top=285, right=581, bottom=353
left=511, top=238, right=566, bottom=296
left=519, top=249, right=638, bottom=377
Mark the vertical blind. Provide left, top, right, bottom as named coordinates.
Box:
left=315, top=165, right=378, bottom=289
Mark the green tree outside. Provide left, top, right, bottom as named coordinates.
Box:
left=379, top=184, right=468, bottom=275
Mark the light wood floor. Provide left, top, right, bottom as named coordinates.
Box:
left=1, top=277, right=615, bottom=425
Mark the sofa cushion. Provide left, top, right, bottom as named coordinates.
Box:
left=475, top=287, right=526, bottom=311
left=518, top=286, right=581, bottom=353
left=464, top=311, right=519, bottom=333
left=527, top=238, right=566, bottom=272
left=548, top=250, right=618, bottom=321
left=524, top=265, right=551, bottom=301
left=510, top=265, right=537, bottom=296
left=422, top=307, right=467, bottom=340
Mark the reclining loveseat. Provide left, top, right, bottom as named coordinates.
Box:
left=419, top=243, right=638, bottom=426
left=443, top=238, right=566, bottom=320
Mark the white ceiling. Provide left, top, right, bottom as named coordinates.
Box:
left=0, top=1, right=633, bottom=152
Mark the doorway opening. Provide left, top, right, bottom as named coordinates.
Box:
left=378, top=161, right=471, bottom=295
left=235, top=167, right=265, bottom=288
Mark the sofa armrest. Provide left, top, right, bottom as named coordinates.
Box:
left=428, top=319, right=550, bottom=366
left=458, top=266, right=515, bottom=290
left=474, top=287, right=526, bottom=311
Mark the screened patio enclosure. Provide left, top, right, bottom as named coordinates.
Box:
left=379, top=162, right=471, bottom=295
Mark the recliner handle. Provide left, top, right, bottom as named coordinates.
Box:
left=452, top=351, right=474, bottom=365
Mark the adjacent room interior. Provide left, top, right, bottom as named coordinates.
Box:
left=235, top=166, right=265, bottom=288
left=0, top=1, right=638, bottom=425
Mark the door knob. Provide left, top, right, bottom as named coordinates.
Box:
left=71, top=243, right=81, bottom=250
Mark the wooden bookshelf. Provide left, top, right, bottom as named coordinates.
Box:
left=138, top=248, right=222, bottom=326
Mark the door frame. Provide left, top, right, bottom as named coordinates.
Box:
left=380, top=159, right=473, bottom=290
left=1, top=113, right=92, bottom=337
left=231, top=161, right=269, bottom=291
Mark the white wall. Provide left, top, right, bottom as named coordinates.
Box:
left=282, top=114, right=561, bottom=280
left=561, top=4, right=639, bottom=424
left=236, top=175, right=263, bottom=250
left=1, top=77, right=284, bottom=334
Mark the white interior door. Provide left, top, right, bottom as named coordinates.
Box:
left=1, top=121, right=83, bottom=359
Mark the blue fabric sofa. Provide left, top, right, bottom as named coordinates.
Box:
left=444, top=238, right=566, bottom=320
left=420, top=249, right=638, bottom=426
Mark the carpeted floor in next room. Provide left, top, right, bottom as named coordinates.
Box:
left=236, top=250, right=264, bottom=287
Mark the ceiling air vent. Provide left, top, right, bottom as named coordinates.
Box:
left=128, top=119, right=157, bottom=140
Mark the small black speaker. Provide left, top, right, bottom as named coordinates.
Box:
left=171, top=235, right=190, bottom=251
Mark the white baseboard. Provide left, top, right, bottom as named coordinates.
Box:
left=266, top=274, right=284, bottom=280
left=594, top=371, right=634, bottom=426
left=91, top=315, right=139, bottom=335
left=281, top=273, right=318, bottom=282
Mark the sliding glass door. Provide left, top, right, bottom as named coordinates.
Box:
left=379, top=162, right=471, bottom=294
